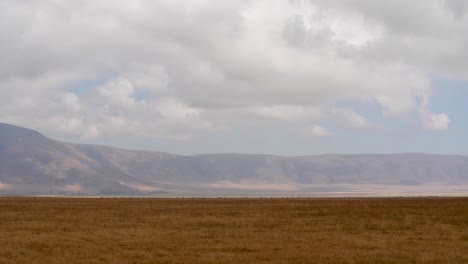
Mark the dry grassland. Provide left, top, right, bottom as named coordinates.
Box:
left=0, top=197, right=467, bottom=263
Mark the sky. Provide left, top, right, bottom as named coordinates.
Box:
left=1, top=0, right=467, bottom=155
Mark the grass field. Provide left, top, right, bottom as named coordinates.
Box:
left=0, top=197, right=467, bottom=263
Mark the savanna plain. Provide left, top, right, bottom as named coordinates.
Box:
left=0, top=197, right=467, bottom=263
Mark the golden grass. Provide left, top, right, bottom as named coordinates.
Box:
left=0, top=197, right=467, bottom=263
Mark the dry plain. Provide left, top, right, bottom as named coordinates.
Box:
left=0, top=197, right=467, bottom=263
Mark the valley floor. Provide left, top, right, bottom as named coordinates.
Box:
left=0, top=197, right=467, bottom=263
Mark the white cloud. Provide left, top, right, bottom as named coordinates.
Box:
left=421, top=112, right=451, bottom=131
left=253, top=105, right=323, bottom=121
left=98, top=78, right=137, bottom=108
left=61, top=93, right=81, bottom=111
left=332, top=108, right=382, bottom=130
left=301, top=125, right=333, bottom=138
left=0, top=0, right=461, bottom=143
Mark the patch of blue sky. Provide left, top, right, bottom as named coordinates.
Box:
left=431, top=78, right=468, bottom=125
left=428, top=78, right=468, bottom=154
left=68, top=78, right=108, bottom=95
left=131, top=90, right=154, bottom=101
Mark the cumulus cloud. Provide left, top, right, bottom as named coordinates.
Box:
left=332, top=108, right=382, bottom=130
left=0, top=0, right=463, bottom=143
left=301, top=125, right=333, bottom=138
left=421, top=111, right=451, bottom=131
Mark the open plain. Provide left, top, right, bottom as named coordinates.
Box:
left=0, top=197, right=467, bottom=263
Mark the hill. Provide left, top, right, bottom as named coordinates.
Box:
left=1, top=123, right=467, bottom=196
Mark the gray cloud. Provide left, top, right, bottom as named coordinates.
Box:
left=0, top=0, right=464, bottom=142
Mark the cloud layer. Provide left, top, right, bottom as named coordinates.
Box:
left=1, top=0, right=465, bottom=142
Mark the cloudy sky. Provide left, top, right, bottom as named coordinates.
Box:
left=1, top=0, right=467, bottom=155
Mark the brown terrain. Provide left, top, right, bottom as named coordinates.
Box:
left=0, top=197, right=467, bottom=263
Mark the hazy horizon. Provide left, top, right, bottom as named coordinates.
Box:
left=3, top=122, right=467, bottom=157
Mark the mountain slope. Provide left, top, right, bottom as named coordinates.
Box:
left=1, top=123, right=467, bottom=196
left=0, top=123, right=176, bottom=195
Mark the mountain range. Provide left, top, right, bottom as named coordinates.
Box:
left=1, top=123, right=467, bottom=196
